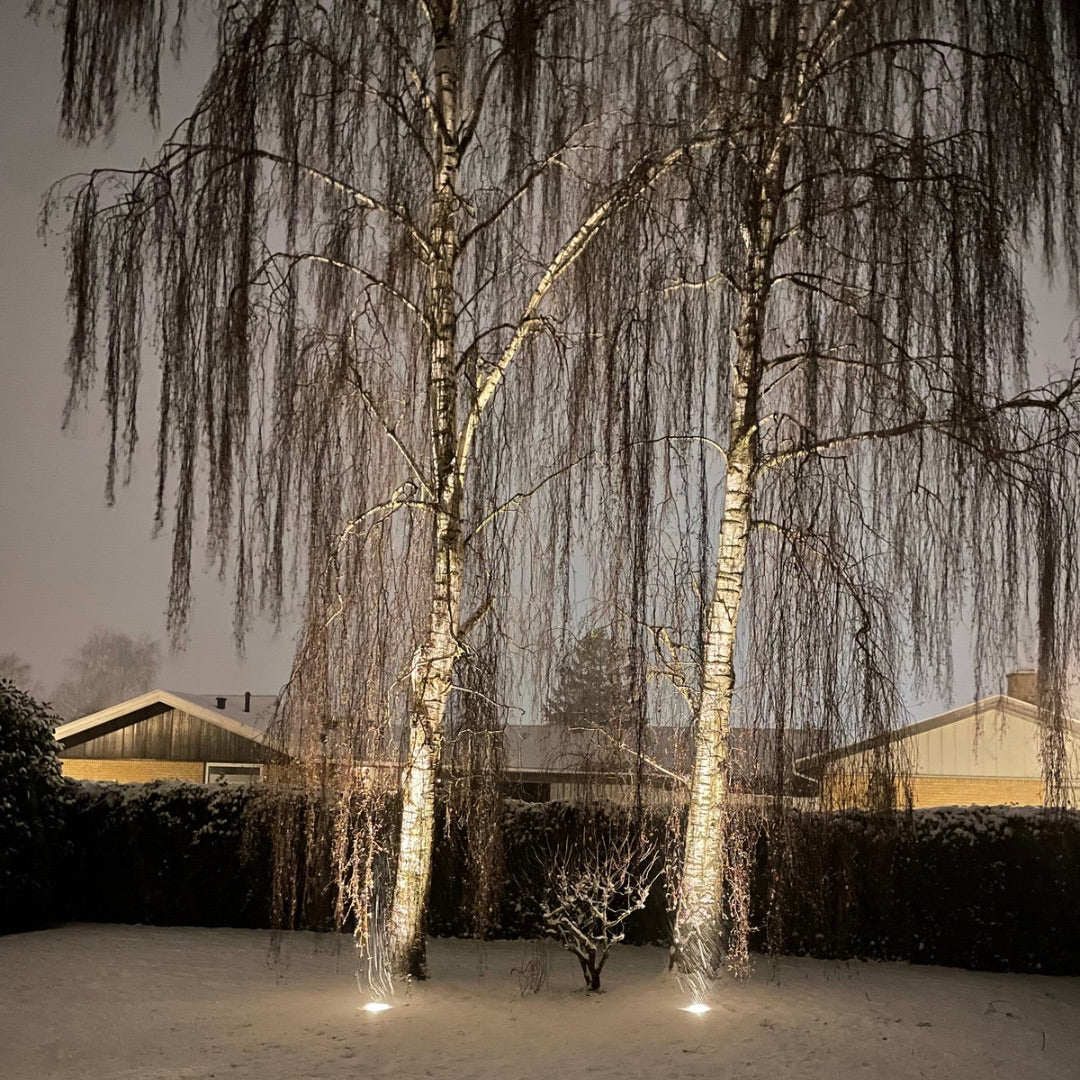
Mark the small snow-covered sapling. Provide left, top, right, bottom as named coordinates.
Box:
left=540, top=831, right=661, bottom=991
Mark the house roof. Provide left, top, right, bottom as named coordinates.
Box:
left=498, top=723, right=815, bottom=779
left=52, top=686, right=811, bottom=784
left=54, top=689, right=279, bottom=749
left=794, top=692, right=1080, bottom=773
left=170, top=692, right=280, bottom=734
left=499, top=723, right=686, bottom=777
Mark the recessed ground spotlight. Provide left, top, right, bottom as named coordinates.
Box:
left=682, top=1002, right=711, bottom=1014
left=363, top=1001, right=392, bottom=1013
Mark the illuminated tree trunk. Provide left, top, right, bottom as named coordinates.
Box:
left=388, top=502, right=463, bottom=979
left=675, top=133, right=780, bottom=977
left=388, top=3, right=463, bottom=980
left=674, top=441, right=751, bottom=978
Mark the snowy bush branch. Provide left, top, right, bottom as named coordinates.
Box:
left=540, top=831, right=661, bottom=991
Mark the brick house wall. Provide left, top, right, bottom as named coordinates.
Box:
left=61, top=758, right=205, bottom=784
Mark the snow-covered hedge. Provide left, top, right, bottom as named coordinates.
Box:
left=58, top=780, right=274, bottom=928
left=760, top=806, right=1080, bottom=973
left=50, top=785, right=1080, bottom=973
left=0, top=680, right=66, bottom=933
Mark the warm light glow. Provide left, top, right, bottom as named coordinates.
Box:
left=363, top=1001, right=392, bottom=1013
left=682, top=1002, right=711, bottom=1014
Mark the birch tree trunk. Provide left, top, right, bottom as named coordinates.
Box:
left=674, top=133, right=781, bottom=978
left=388, top=2, right=463, bottom=980
left=382, top=4, right=691, bottom=979
left=674, top=435, right=752, bottom=978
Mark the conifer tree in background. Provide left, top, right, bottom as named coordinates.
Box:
left=543, top=630, right=625, bottom=730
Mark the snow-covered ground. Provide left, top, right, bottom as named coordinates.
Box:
left=2, top=924, right=1077, bottom=1079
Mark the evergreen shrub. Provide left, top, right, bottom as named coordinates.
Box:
left=0, top=679, right=66, bottom=932
left=760, top=807, right=1080, bottom=973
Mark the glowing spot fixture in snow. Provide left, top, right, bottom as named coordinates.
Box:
left=682, top=1002, right=711, bottom=1014
left=363, top=1001, right=392, bottom=1013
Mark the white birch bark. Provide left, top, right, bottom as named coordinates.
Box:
left=388, top=2, right=464, bottom=979
left=385, top=5, right=702, bottom=980
left=674, top=435, right=752, bottom=978
left=674, top=130, right=782, bottom=977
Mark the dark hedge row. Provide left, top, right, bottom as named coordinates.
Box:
left=44, top=780, right=1080, bottom=973
left=58, top=780, right=275, bottom=928
left=761, top=806, right=1080, bottom=974
left=429, top=799, right=673, bottom=944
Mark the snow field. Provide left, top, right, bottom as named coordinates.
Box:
left=1, top=924, right=1077, bottom=1080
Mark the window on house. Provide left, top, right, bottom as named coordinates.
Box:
left=503, top=779, right=551, bottom=802
left=205, top=763, right=262, bottom=786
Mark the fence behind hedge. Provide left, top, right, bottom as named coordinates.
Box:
left=50, top=780, right=1080, bottom=973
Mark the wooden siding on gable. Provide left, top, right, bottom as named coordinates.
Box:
left=912, top=709, right=1042, bottom=777
left=835, top=706, right=1080, bottom=783
left=60, top=708, right=264, bottom=764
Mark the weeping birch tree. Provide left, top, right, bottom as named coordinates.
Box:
left=576, top=0, right=1080, bottom=981
left=43, top=0, right=1080, bottom=992
left=43, top=0, right=711, bottom=979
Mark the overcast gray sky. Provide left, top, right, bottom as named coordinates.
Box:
left=2, top=6, right=1077, bottom=713
left=0, top=7, right=297, bottom=698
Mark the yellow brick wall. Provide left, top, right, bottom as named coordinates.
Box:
left=908, top=775, right=1043, bottom=808
left=825, top=771, right=1045, bottom=808
left=60, top=758, right=205, bottom=784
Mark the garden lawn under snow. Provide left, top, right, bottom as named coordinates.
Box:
left=2, top=925, right=1077, bottom=1080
